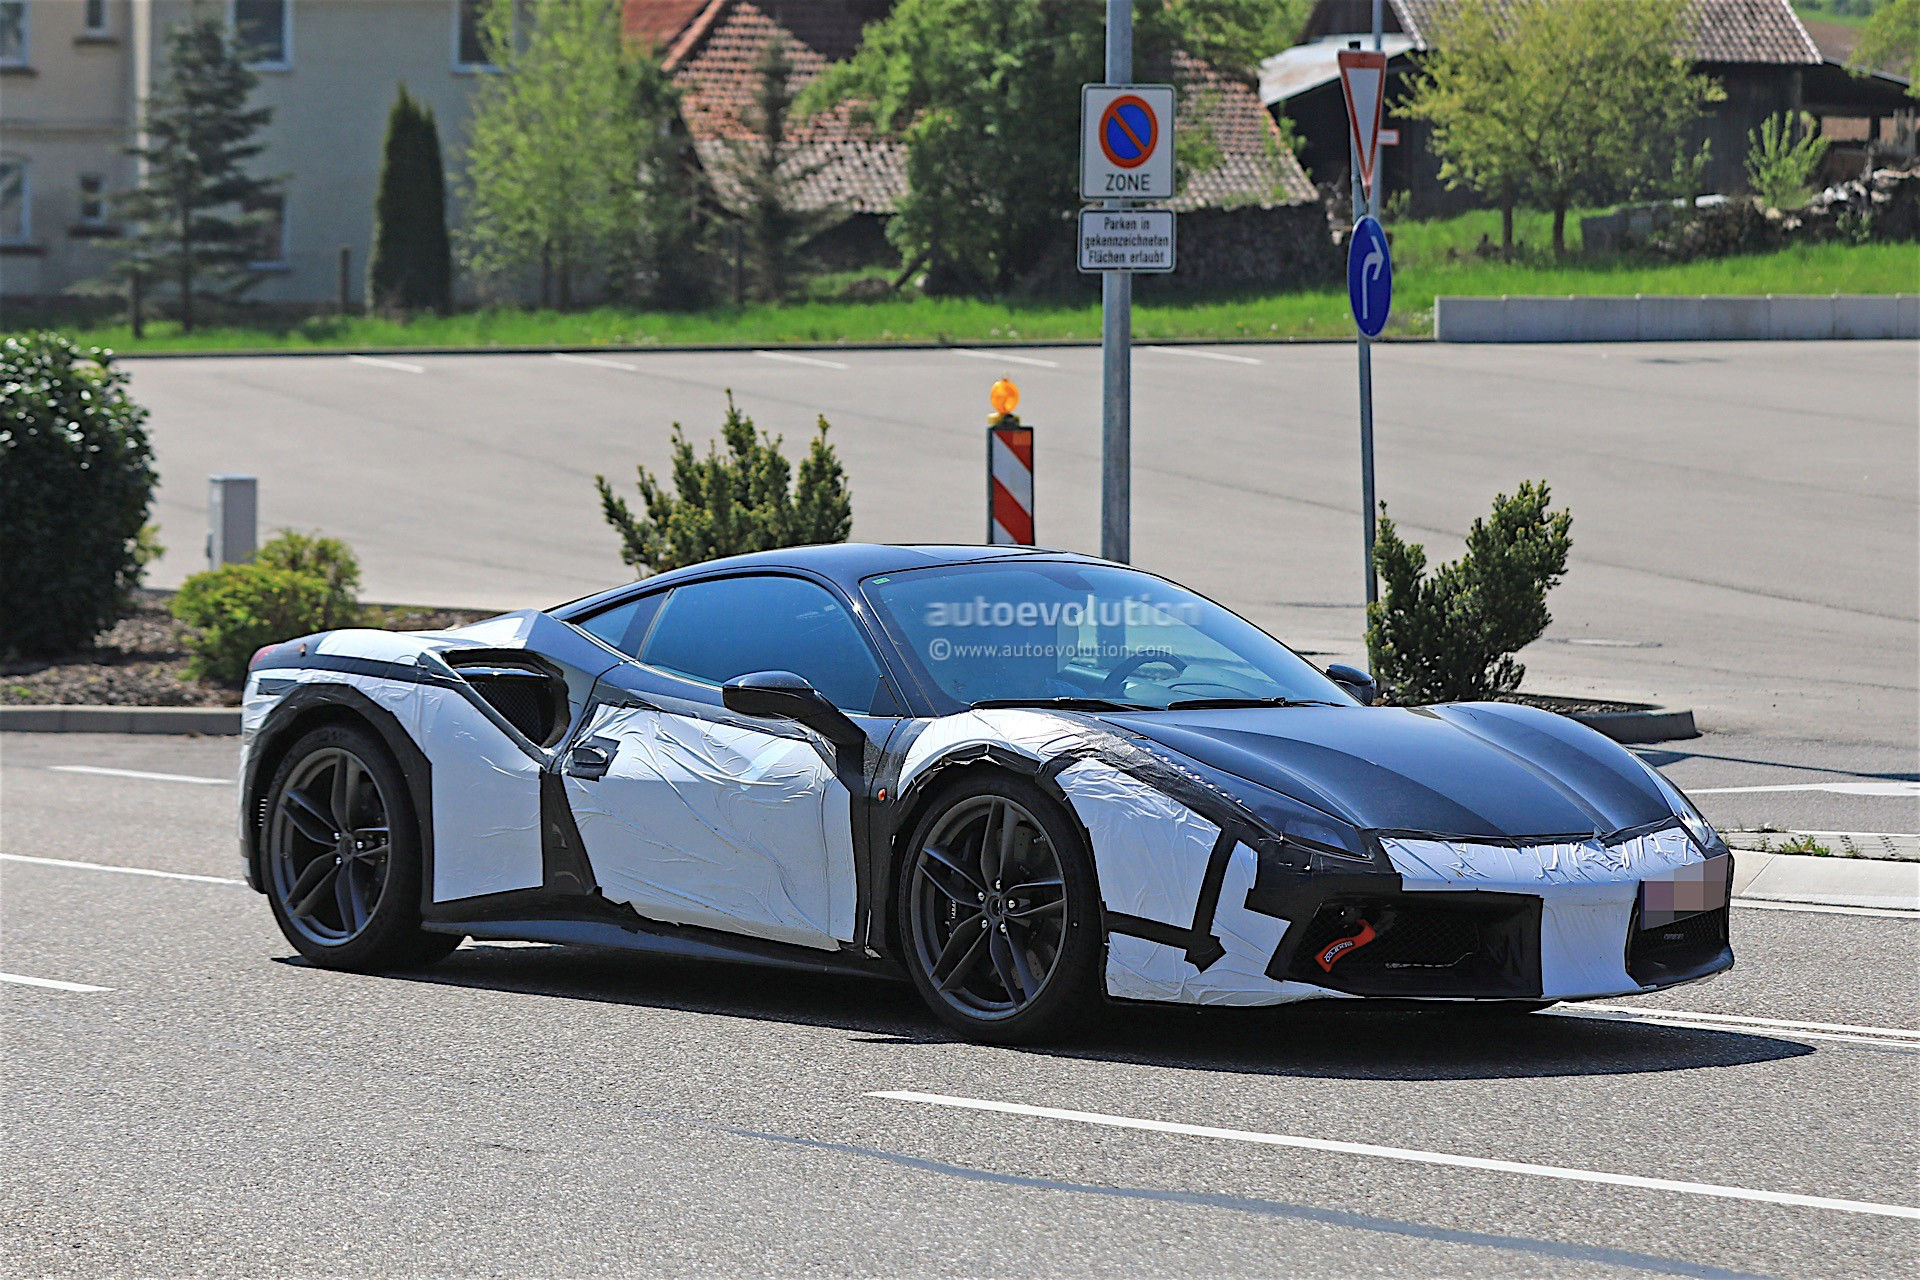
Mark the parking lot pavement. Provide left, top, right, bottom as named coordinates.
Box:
left=122, top=340, right=1918, bottom=838
left=3, top=733, right=1915, bottom=1277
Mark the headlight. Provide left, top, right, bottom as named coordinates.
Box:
left=1643, top=763, right=1721, bottom=853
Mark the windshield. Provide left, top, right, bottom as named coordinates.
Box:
left=863, top=561, right=1352, bottom=713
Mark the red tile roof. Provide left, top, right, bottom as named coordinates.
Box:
left=1173, top=53, right=1318, bottom=210
left=1383, top=0, right=1819, bottom=65
left=623, top=0, right=714, bottom=52
left=650, top=0, right=1315, bottom=216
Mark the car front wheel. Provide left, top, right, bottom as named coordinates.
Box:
left=263, top=723, right=459, bottom=971
left=898, top=775, right=1102, bottom=1044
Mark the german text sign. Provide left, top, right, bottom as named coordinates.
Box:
left=1079, top=209, right=1176, bottom=274
left=1081, top=84, right=1175, bottom=201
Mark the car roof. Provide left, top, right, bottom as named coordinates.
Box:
left=548, top=543, right=1108, bottom=617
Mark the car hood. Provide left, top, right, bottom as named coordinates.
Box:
left=1112, top=702, right=1673, bottom=841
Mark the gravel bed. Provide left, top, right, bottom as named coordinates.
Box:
left=1, top=591, right=494, bottom=708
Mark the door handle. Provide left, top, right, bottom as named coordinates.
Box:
left=565, top=738, right=616, bottom=780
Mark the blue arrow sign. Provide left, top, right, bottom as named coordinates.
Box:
left=1347, top=215, right=1392, bottom=338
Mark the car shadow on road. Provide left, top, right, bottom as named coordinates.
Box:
left=333, top=943, right=1815, bottom=1082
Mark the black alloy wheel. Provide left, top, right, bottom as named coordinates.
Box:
left=900, top=776, right=1100, bottom=1043
left=264, top=724, right=459, bottom=970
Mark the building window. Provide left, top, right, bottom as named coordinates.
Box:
left=77, top=173, right=107, bottom=227
left=454, top=0, right=493, bottom=69
left=84, top=0, right=109, bottom=36
left=232, top=0, right=290, bottom=68
left=247, top=193, right=286, bottom=267
left=0, top=1, right=28, bottom=67
left=0, top=157, right=29, bottom=244
left=455, top=0, right=525, bottom=69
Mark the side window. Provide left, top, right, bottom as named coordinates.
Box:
left=640, top=576, right=889, bottom=714
left=575, top=591, right=662, bottom=657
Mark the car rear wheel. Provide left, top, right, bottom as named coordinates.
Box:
left=898, top=775, right=1101, bottom=1044
left=264, top=724, right=460, bottom=971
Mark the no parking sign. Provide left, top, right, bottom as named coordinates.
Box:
left=1081, top=84, right=1175, bottom=201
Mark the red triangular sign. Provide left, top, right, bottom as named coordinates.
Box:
left=1338, top=50, right=1388, bottom=197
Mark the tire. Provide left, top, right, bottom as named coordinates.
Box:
left=262, top=723, right=461, bottom=972
left=896, top=773, right=1103, bottom=1045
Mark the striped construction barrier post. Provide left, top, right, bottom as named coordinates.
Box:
left=986, top=379, right=1034, bottom=546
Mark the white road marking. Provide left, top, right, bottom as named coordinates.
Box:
left=346, top=354, right=426, bottom=374
left=0, top=971, right=112, bottom=993
left=1694, top=781, right=1919, bottom=797
left=753, top=350, right=849, bottom=370
left=1553, top=1006, right=1918, bottom=1049
left=950, top=347, right=1060, bottom=369
left=1145, top=345, right=1262, bottom=365
left=870, top=1091, right=1920, bottom=1221
left=49, top=765, right=230, bottom=786
left=0, top=851, right=245, bottom=886
left=552, top=352, right=640, bottom=371
left=1734, top=898, right=1919, bottom=920
left=1571, top=1004, right=1920, bottom=1040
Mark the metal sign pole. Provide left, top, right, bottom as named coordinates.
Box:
left=1100, top=0, right=1133, bottom=564
left=1352, top=139, right=1377, bottom=609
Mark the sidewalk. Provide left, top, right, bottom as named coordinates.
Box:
left=1733, top=849, right=1919, bottom=912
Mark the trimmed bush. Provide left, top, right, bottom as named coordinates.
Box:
left=254, top=529, right=362, bottom=628
left=171, top=563, right=337, bottom=686
left=595, top=391, right=851, bottom=576
left=1366, top=481, right=1573, bottom=705
left=0, top=332, right=157, bottom=658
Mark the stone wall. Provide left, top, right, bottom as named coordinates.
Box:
left=1159, top=203, right=1343, bottom=290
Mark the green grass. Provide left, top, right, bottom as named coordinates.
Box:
left=1792, top=0, right=1880, bottom=30
left=24, top=230, right=1916, bottom=354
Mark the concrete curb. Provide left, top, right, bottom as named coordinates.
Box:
left=1567, top=706, right=1699, bottom=744
left=0, top=705, right=240, bottom=735
left=1732, top=849, right=1920, bottom=912
left=1435, top=293, right=1918, bottom=343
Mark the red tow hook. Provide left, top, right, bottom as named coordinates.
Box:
left=1315, top=919, right=1377, bottom=972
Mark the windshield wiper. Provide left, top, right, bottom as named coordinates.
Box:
left=970, top=697, right=1153, bottom=712
left=1163, top=696, right=1341, bottom=710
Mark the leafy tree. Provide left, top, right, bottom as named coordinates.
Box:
left=113, top=13, right=279, bottom=332
left=1849, top=0, right=1919, bottom=93
left=611, top=57, right=715, bottom=309
left=807, top=0, right=1187, bottom=294
left=1365, top=481, right=1573, bottom=705
left=1745, top=111, right=1831, bottom=208
left=1403, top=0, right=1721, bottom=255
left=0, top=334, right=157, bottom=659
left=716, top=40, right=845, bottom=303
left=809, top=1, right=1296, bottom=293
left=369, top=85, right=452, bottom=312
left=595, top=393, right=851, bottom=576
left=1168, top=0, right=1312, bottom=81
left=460, top=0, right=663, bottom=307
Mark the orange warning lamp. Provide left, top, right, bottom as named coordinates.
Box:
left=988, top=378, right=1020, bottom=423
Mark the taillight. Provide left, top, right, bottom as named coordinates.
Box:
left=249, top=644, right=275, bottom=672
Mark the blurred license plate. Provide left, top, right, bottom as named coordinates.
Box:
left=1639, top=852, right=1732, bottom=929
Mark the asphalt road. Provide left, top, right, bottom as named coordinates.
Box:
left=123, top=341, right=1918, bottom=836
left=2, top=733, right=1917, bottom=1278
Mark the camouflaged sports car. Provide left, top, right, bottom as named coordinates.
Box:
left=239, top=544, right=1732, bottom=1042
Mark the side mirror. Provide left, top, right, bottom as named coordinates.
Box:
left=722, top=670, right=866, bottom=749
left=1326, top=663, right=1378, bottom=706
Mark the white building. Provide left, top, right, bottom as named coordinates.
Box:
left=1, top=0, right=499, bottom=304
